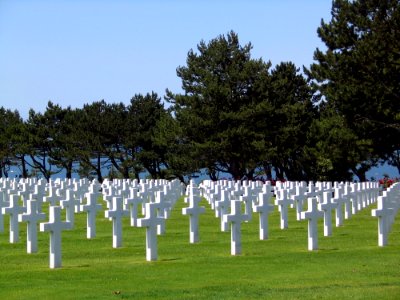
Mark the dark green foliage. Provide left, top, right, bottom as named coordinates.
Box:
left=167, top=31, right=271, bottom=180
left=306, top=107, right=373, bottom=181
left=262, top=62, right=316, bottom=180
left=127, top=92, right=167, bottom=179
left=25, top=102, right=68, bottom=180
left=307, top=0, right=400, bottom=178
left=0, top=107, right=25, bottom=177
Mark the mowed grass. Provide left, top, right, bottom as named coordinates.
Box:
left=0, top=196, right=399, bottom=299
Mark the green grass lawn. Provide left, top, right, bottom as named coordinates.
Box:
left=0, top=196, right=399, bottom=299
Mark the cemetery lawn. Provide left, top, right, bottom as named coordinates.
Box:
left=0, top=197, right=399, bottom=299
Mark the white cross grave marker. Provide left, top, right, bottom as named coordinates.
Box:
left=292, top=183, right=307, bottom=221
left=301, top=197, right=324, bottom=251
left=43, top=185, right=61, bottom=207
left=124, top=187, right=143, bottom=227
left=18, top=199, right=46, bottom=253
left=349, top=183, right=359, bottom=215
left=137, top=202, right=165, bottom=261
left=182, top=185, right=205, bottom=243
left=0, top=190, right=8, bottom=233
left=342, top=183, right=353, bottom=219
left=18, top=182, right=32, bottom=207
left=60, top=189, right=79, bottom=227
left=332, top=184, right=346, bottom=227
left=40, top=206, right=72, bottom=268
left=105, top=196, right=129, bottom=248
left=2, top=194, right=25, bottom=243
left=215, top=189, right=230, bottom=232
left=240, top=186, right=254, bottom=222
left=154, top=191, right=169, bottom=235
left=372, top=193, right=394, bottom=246
left=318, top=191, right=337, bottom=236
left=275, top=189, right=293, bottom=229
left=253, top=191, right=274, bottom=240
left=223, top=200, right=247, bottom=255
left=81, top=192, right=103, bottom=239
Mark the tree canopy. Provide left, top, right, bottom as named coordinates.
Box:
left=307, top=0, right=400, bottom=179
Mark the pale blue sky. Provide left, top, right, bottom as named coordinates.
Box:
left=0, top=0, right=332, bottom=119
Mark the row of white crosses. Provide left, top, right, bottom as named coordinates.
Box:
left=372, top=182, right=400, bottom=246
left=279, top=181, right=380, bottom=250
left=182, top=181, right=205, bottom=243
left=99, top=179, right=184, bottom=260
left=0, top=177, right=184, bottom=268
left=198, top=180, right=274, bottom=255
left=1, top=178, right=103, bottom=268
left=0, top=177, right=392, bottom=266
left=196, top=179, right=381, bottom=254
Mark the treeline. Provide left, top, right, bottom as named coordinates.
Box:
left=1, top=0, right=399, bottom=182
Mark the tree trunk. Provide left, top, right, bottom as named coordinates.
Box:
left=208, top=168, right=218, bottom=181
left=228, top=161, right=243, bottom=181
left=352, top=164, right=370, bottom=182
left=274, top=166, right=284, bottom=180
left=263, top=162, right=273, bottom=181
left=246, top=169, right=254, bottom=181
left=21, top=155, right=28, bottom=178
left=135, top=170, right=140, bottom=180
left=66, top=161, right=73, bottom=179
left=96, top=154, right=103, bottom=183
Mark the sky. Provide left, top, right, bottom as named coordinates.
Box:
left=0, top=0, right=333, bottom=120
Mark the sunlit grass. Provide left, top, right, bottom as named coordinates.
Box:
left=0, top=196, right=399, bottom=299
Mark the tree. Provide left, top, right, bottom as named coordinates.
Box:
left=305, top=105, right=373, bottom=181
left=167, top=31, right=271, bottom=180
left=39, top=103, right=82, bottom=179
left=101, top=102, right=131, bottom=179
left=152, top=108, right=200, bottom=182
left=261, top=62, right=316, bottom=181
left=0, top=107, right=26, bottom=178
left=307, top=0, right=400, bottom=177
left=25, top=103, right=64, bottom=181
left=76, top=101, right=110, bottom=182
left=127, top=92, right=167, bottom=179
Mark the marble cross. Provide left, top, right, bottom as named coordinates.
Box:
left=137, top=202, right=165, bottom=261
left=40, top=206, right=72, bottom=268
left=18, top=199, right=46, bottom=253
left=275, top=189, right=293, bottom=229
left=253, top=192, right=274, bottom=240
left=43, top=185, right=61, bottom=207
left=332, top=184, right=346, bottom=227
left=223, top=200, right=247, bottom=255
left=81, top=192, right=103, bottom=239
left=240, top=186, right=253, bottom=222
left=301, top=197, right=324, bottom=251
left=0, top=190, right=8, bottom=233
left=105, top=196, right=129, bottom=248
left=60, top=189, right=79, bottom=227
left=292, top=183, right=307, bottom=221
left=182, top=186, right=205, bottom=243
left=124, top=187, right=143, bottom=227
left=318, top=191, right=337, bottom=236
left=2, top=194, right=25, bottom=243
left=372, top=193, right=394, bottom=246
left=342, top=183, right=353, bottom=219
left=215, top=189, right=231, bottom=232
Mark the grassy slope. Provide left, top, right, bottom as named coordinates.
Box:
left=0, top=196, right=399, bottom=299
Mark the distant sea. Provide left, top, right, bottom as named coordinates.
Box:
left=6, top=160, right=398, bottom=182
